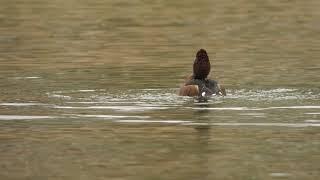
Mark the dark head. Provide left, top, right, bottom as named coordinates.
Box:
left=193, top=49, right=211, bottom=79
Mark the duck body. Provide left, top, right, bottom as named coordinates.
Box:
left=179, top=75, right=225, bottom=97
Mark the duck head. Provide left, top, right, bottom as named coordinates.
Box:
left=193, top=49, right=211, bottom=80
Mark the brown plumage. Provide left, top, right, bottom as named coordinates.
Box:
left=193, top=49, right=210, bottom=80
left=178, top=85, right=199, bottom=96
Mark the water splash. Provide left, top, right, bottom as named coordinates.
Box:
left=226, top=88, right=320, bottom=101
left=0, top=88, right=318, bottom=125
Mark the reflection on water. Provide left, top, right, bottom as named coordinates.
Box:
left=0, top=0, right=320, bottom=179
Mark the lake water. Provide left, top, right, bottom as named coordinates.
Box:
left=0, top=0, right=320, bottom=179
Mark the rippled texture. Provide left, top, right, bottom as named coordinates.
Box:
left=0, top=0, right=320, bottom=179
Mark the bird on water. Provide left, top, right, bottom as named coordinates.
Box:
left=179, top=49, right=226, bottom=97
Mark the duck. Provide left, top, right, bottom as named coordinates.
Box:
left=179, top=49, right=226, bottom=97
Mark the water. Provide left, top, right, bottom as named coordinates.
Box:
left=1, top=0, right=320, bottom=179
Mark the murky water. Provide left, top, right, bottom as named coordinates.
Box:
left=1, top=0, right=320, bottom=179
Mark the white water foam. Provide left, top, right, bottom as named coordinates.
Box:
left=12, top=76, right=41, bottom=79
left=116, top=120, right=191, bottom=124
left=0, top=103, right=45, bottom=106
left=269, top=173, right=291, bottom=177
left=78, top=90, right=96, bottom=92
left=191, top=106, right=320, bottom=111
left=305, top=112, right=320, bottom=115
left=70, top=114, right=150, bottom=119
left=53, top=105, right=169, bottom=111
left=0, top=115, right=55, bottom=120
left=110, top=120, right=320, bottom=127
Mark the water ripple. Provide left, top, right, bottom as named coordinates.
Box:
left=110, top=119, right=320, bottom=128
left=0, top=115, right=55, bottom=120
left=0, top=103, right=46, bottom=106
